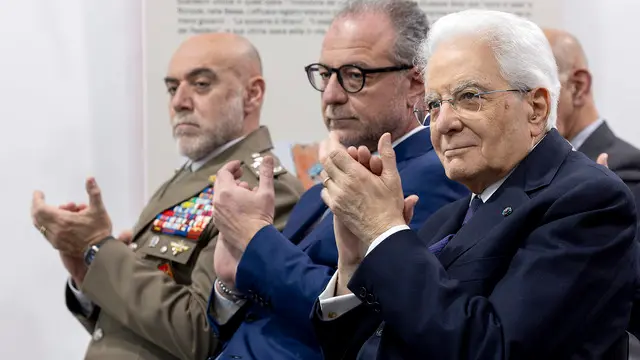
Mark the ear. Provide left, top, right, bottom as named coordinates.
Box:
left=407, top=67, right=425, bottom=108
left=527, top=87, right=550, bottom=137
left=244, top=76, right=266, bottom=113
left=570, top=69, right=592, bottom=107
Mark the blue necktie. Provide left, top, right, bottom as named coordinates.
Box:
left=428, top=196, right=483, bottom=256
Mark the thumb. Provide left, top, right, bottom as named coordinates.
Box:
left=402, top=195, right=419, bottom=225
left=85, top=177, right=105, bottom=210
left=116, top=229, right=133, bottom=244
left=257, top=156, right=275, bottom=196
left=378, top=133, right=398, bottom=177
left=596, top=153, right=609, bottom=168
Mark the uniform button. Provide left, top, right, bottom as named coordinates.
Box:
left=92, top=328, right=104, bottom=341
left=328, top=312, right=338, bottom=319
left=129, top=243, right=138, bottom=250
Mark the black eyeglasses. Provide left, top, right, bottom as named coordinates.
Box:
left=304, top=63, right=413, bottom=93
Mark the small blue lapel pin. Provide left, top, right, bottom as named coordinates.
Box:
left=502, top=206, right=513, bottom=217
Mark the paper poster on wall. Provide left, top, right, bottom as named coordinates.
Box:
left=143, top=0, right=562, bottom=196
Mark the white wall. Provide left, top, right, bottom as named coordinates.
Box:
left=562, top=0, right=640, bottom=146
left=0, top=0, right=143, bottom=359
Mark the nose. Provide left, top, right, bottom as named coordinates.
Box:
left=322, top=73, right=348, bottom=106
left=434, top=102, right=463, bottom=135
left=170, top=83, right=194, bottom=114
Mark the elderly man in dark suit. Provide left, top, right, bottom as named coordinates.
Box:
left=313, top=9, right=638, bottom=359
left=544, top=28, right=640, bottom=188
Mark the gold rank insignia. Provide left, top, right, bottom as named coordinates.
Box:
left=170, top=240, right=190, bottom=256
left=208, top=175, right=216, bottom=183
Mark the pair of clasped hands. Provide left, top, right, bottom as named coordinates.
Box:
left=211, top=132, right=418, bottom=296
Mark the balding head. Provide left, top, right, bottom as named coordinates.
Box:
left=164, top=33, right=266, bottom=161
left=171, top=33, right=263, bottom=79
left=543, top=28, right=588, bottom=76
left=543, top=28, right=598, bottom=141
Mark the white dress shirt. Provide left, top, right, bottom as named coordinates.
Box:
left=569, top=118, right=603, bottom=151
left=317, top=132, right=549, bottom=320
left=69, top=135, right=248, bottom=320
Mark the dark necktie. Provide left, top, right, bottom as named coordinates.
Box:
left=428, top=196, right=483, bottom=256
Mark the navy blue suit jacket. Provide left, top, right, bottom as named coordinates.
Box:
left=207, top=127, right=469, bottom=359
left=313, top=129, right=638, bottom=359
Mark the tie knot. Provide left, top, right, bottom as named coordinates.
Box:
left=470, top=196, right=483, bottom=213
left=463, top=196, right=483, bottom=225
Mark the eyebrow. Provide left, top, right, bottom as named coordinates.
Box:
left=164, top=67, right=217, bottom=85
left=450, top=80, right=489, bottom=95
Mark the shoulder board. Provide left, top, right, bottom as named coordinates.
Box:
left=245, top=151, right=288, bottom=179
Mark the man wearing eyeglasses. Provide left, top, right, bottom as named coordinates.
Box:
left=204, top=1, right=468, bottom=359
left=312, top=9, right=637, bottom=359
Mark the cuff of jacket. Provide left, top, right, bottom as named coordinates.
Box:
left=206, top=281, right=248, bottom=342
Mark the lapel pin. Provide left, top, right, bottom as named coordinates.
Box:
left=502, top=206, right=513, bottom=217
left=208, top=175, right=216, bottom=183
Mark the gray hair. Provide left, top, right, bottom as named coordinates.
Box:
left=334, top=0, right=429, bottom=66
left=417, top=9, right=561, bottom=130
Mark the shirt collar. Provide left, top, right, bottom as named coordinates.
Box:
left=372, top=125, right=427, bottom=155
left=569, top=118, right=604, bottom=151
left=188, top=135, right=247, bottom=172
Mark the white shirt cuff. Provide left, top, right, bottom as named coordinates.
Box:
left=67, top=277, right=94, bottom=316
left=212, top=282, right=245, bottom=325
left=318, top=271, right=362, bottom=321
left=365, top=225, right=410, bottom=256
left=317, top=225, right=410, bottom=321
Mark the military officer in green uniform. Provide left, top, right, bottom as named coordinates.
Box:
left=30, top=33, right=303, bottom=360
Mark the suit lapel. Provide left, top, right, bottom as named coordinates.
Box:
left=437, top=187, right=529, bottom=268
left=283, top=184, right=327, bottom=243
left=577, top=121, right=615, bottom=161
left=132, top=126, right=276, bottom=239
left=421, top=198, right=469, bottom=248
left=393, top=127, right=433, bottom=163
left=298, top=211, right=334, bottom=251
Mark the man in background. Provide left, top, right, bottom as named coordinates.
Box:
left=205, top=1, right=469, bottom=359
left=30, top=33, right=302, bottom=359
left=544, top=28, right=640, bottom=188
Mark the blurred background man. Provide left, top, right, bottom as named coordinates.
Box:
left=544, top=28, right=640, bottom=189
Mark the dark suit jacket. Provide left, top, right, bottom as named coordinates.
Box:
left=579, top=121, right=640, bottom=187
left=313, top=129, right=638, bottom=359
left=207, top=127, right=469, bottom=360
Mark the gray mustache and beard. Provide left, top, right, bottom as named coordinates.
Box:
left=324, top=92, right=405, bottom=150
left=171, top=93, right=244, bottom=161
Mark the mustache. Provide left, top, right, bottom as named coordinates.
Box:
left=171, top=113, right=199, bottom=126
left=324, top=106, right=357, bottom=120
